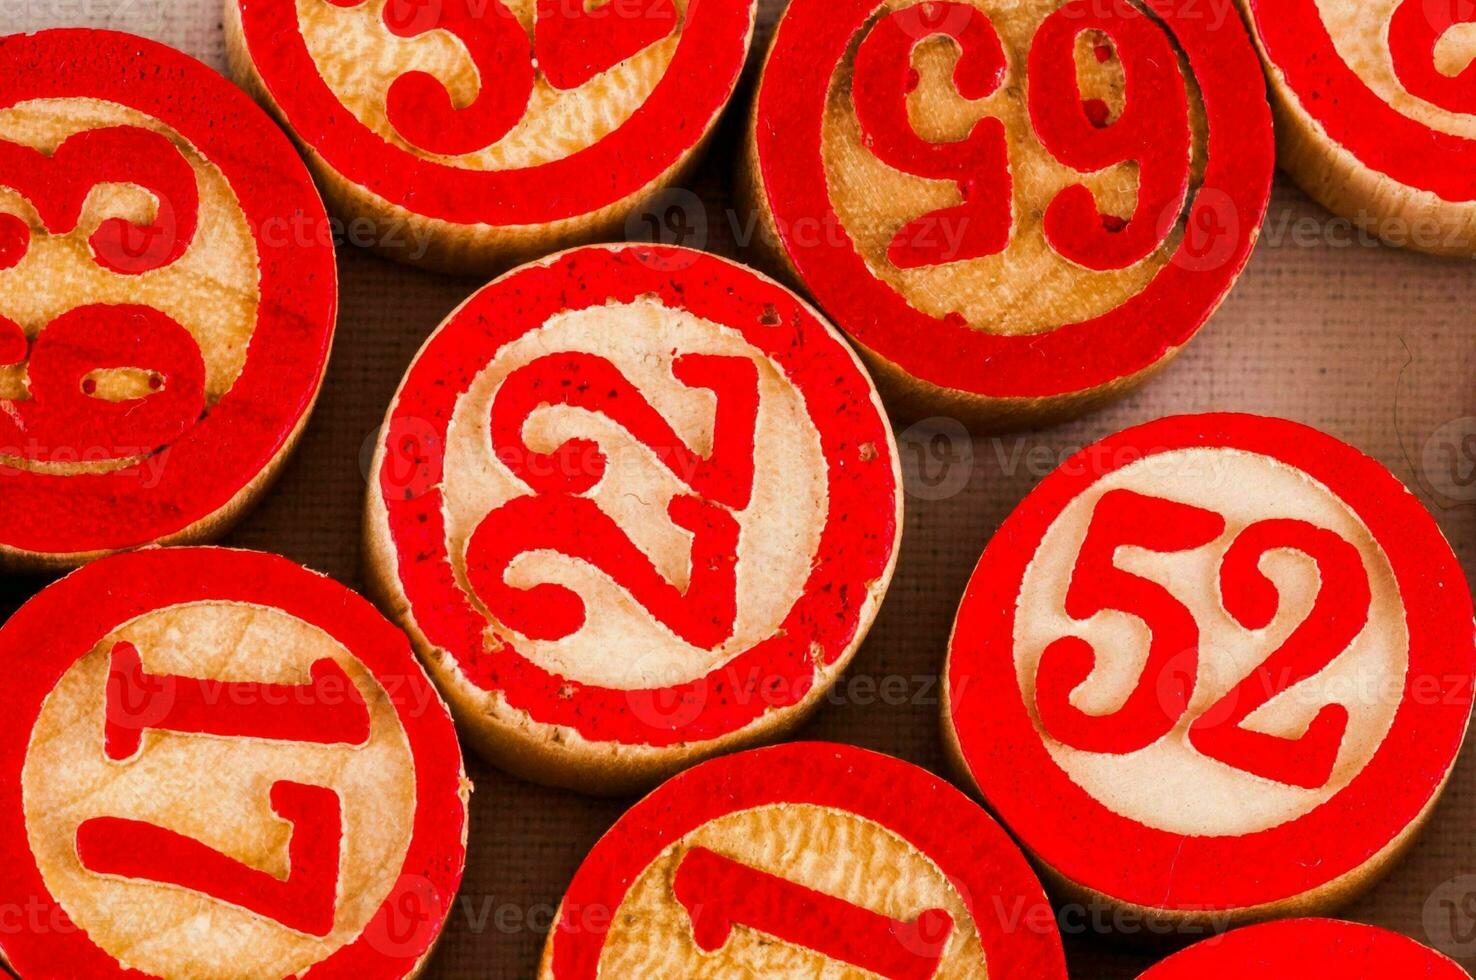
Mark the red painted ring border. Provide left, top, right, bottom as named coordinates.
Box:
left=1137, top=918, right=1467, bottom=976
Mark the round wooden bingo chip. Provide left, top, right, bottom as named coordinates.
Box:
left=226, top=0, right=757, bottom=274
left=537, top=742, right=1067, bottom=979
left=742, top=0, right=1275, bottom=428
left=0, top=547, right=468, bottom=979
left=0, top=30, right=337, bottom=572
left=364, top=243, right=902, bottom=794
left=1240, top=0, right=1476, bottom=255
left=1138, top=918, right=1467, bottom=977
left=944, top=413, right=1476, bottom=928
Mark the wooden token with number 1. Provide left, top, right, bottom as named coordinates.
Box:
left=539, top=742, right=1067, bottom=978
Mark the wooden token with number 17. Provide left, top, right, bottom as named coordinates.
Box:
left=0, top=548, right=468, bottom=979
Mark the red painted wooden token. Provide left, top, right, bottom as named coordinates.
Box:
left=1242, top=0, right=1476, bottom=254
left=538, top=742, right=1067, bottom=979
left=0, top=30, right=336, bottom=571
left=1138, top=918, right=1466, bottom=977
left=744, top=0, right=1274, bottom=427
left=944, top=414, right=1476, bottom=926
left=227, top=0, right=756, bottom=274
left=364, top=244, right=902, bottom=794
left=0, top=547, right=467, bottom=979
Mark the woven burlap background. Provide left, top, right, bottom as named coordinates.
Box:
left=3, top=1, right=1476, bottom=976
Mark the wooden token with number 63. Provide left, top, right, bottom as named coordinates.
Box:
left=0, top=29, right=336, bottom=571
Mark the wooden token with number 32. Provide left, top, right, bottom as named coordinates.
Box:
left=364, top=244, right=902, bottom=795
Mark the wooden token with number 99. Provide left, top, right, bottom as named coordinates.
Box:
left=743, top=0, right=1275, bottom=428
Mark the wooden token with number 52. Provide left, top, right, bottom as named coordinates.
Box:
left=944, top=414, right=1476, bottom=928
left=742, top=0, right=1274, bottom=428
